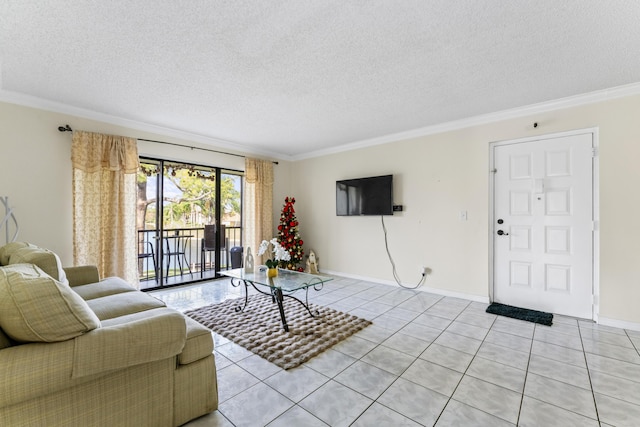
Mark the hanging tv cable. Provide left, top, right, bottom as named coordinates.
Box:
left=381, top=216, right=426, bottom=289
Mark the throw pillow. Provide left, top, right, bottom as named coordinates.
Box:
left=0, top=241, right=29, bottom=265
left=9, top=244, right=68, bottom=285
left=0, top=263, right=100, bottom=343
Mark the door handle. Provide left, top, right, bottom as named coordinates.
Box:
left=497, top=230, right=509, bottom=236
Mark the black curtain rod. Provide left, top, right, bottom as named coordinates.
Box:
left=57, top=124, right=278, bottom=164
left=137, top=137, right=246, bottom=160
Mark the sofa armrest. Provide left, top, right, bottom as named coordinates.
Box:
left=72, top=309, right=186, bottom=378
left=64, top=265, right=100, bottom=286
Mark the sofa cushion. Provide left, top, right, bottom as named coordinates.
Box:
left=100, top=307, right=179, bottom=328
left=0, top=264, right=101, bottom=342
left=0, top=241, right=29, bottom=265
left=63, top=265, right=100, bottom=287
left=8, top=244, right=68, bottom=285
left=72, top=276, right=136, bottom=300
left=86, top=291, right=166, bottom=321
left=178, top=316, right=214, bottom=365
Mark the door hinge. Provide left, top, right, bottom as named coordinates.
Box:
left=592, top=220, right=598, bottom=231
left=491, top=168, right=497, bottom=174
left=592, top=147, right=598, bottom=157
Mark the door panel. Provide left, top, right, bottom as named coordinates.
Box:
left=493, top=133, right=594, bottom=319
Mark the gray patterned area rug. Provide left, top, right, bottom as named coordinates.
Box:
left=184, top=294, right=371, bottom=370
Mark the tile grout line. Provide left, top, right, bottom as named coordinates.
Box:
left=626, top=329, right=640, bottom=357
left=214, top=281, right=353, bottom=414
left=346, top=291, right=475, bottom=426
left=430, top=300, right=500, bottom=426
left=260, top=286, right=441, bottom=426
left=353, top=298, right=530, bottom=426
left=158, top=279, right=439, bottom=424
left=161, top=281, right=414, bottom=424
left=523, top=320, right=603, bottom=425
left=341, top=291, right=447, bottom=426
left=577, top=322, right=603, bottom=426
left=166, top=278, right=640, bottom=426
left=515, top=322, right=537, bottom=427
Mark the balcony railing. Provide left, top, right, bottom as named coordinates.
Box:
left=137, top=226, right=242, bottom=287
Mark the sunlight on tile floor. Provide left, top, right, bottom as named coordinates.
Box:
left=151, top=277, right=640, bottom=427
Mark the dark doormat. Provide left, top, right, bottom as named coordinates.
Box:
left=486, top=302, right=553, bottom=326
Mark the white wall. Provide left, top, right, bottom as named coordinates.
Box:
left=0, top=103, right=75, bottom=261
left=291, top=94, right=640, bottom=326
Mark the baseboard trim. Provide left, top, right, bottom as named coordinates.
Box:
left=598, top=316, right=640, bottom=333
left=322, top=269, right=490, bottom=304
left=322, top=270, right=639, bottom=331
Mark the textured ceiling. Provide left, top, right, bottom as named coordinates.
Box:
left=1, top=1, right=640, bottom=159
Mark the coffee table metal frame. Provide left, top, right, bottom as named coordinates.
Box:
left=220, top=268, right=332, bottom=332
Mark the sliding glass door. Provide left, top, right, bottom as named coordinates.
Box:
left=136, top=158, right=243, bottom=290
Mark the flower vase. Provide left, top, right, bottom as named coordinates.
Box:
left=244, top=247, right=254, bottom=273
left=267, top=267, right=278, bottom=278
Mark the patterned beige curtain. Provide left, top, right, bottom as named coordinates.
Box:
left=243, top=158, right=274, bottom=264
left=71, top=131, right=139, bottom=285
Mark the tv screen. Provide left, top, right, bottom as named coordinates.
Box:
left=336, top=175, right=393, bottom=216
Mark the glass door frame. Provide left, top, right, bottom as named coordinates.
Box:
left=138, top=156, right=243, bottom=290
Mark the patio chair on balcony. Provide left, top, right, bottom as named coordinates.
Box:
left=201, top=224, right=229, bottom=277
left=138, top=240, right=158, bottom=283
left=164, top=232, right=193, bottom=279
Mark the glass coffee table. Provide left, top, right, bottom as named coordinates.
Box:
left=220, top=268, right=333, bottom=332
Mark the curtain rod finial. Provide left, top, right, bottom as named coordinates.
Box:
left=58, top=124, right=72, bottom=132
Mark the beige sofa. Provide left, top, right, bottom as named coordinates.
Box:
left=0, top=242, right=217, bottom=426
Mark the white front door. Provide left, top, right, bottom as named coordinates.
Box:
left=492, top=132, right=594, bottom=319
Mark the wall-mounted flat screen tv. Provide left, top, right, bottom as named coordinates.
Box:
left=336, top=174, right=393, bottom=216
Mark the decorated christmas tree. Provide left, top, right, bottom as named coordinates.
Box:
left=277, top=196, right=304, bottom=271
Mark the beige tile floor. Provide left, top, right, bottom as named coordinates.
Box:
left=152, top=277, right=640, bottom=427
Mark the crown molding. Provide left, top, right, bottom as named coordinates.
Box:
left=293, top=82, right=640, bottom=161
left=0, top=89, right=295, bottom=162
left=3, top=81, right=640, bottom=163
